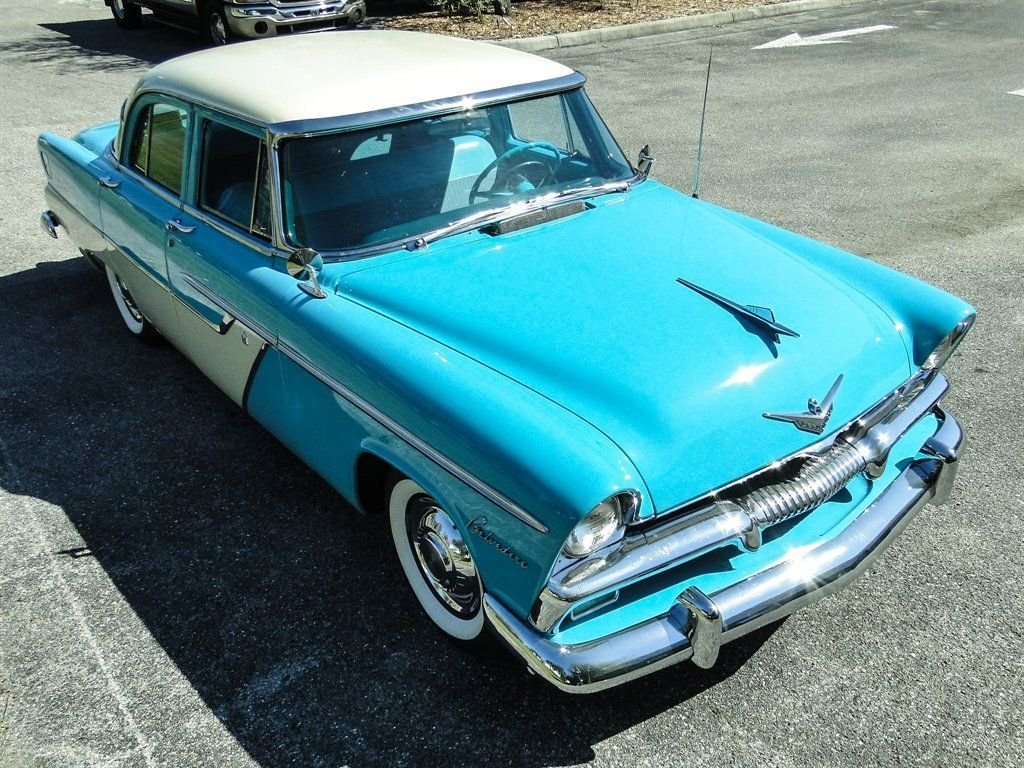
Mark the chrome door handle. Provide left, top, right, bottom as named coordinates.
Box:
left=98, top=176, right=121, bottom=189
left=166, top=219, right=195, bottom=234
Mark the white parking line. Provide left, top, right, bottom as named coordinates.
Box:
left=1008, top=89, right=1024, bottom=97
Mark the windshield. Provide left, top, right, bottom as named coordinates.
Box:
left=280, top=88, right=633, bottom=252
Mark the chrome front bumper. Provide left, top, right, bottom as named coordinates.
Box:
left=484, top=408, right=963, bottom=693
left=227, top=0, right=365, bottom=37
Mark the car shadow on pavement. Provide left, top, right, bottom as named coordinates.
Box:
left=0, top=18, right=195, bottom=73
left=0, top=257, right=781, bottom=767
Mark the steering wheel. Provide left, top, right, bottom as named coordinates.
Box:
left=469, top=141, right=562, bottom=203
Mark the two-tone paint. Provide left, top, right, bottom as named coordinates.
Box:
left=38, top=33, right=974, bottom=691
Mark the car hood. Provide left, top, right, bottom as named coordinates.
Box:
left=335, top=183, right=913, bottom=513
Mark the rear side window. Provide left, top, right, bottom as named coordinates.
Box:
left=199, top=120, right=271, bottom=240
left=130, top=102, right=188, bottom=196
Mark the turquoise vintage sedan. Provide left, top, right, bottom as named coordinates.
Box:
left=38, top=31, right=974, bottom=692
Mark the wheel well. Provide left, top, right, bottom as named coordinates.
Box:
left=355, top=453, right=394, bottom=515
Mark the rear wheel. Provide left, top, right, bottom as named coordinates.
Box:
left=388, top=477, right=486, bottom=642
left=202, top=2, right=232, bottom=46
left=110, top=0, right=142, bottom=29
left=104, top=264, right=161, bottom=343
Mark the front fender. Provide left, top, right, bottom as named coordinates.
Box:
left=248, top=286, right=648, bottom=618
left=708, top=206, right=976, bottom=365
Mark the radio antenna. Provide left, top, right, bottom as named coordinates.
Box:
left=692, top=44, right=713, bottom=199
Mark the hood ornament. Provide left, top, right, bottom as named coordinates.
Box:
left=763, top=374, right=844, bottom=434
left=676, top=277, right=799, bottom=343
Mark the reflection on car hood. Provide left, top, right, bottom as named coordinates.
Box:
left=336, top=183, right=913, bottom=511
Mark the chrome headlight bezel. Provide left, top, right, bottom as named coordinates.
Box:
left=561, top=491, right=640, bottom=558
left=922, top=314, right=976, bottom=371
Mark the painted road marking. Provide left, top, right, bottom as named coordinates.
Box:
left=754, top=25, right=897, bottom=49
left=1008, top=89, right=1024, bottom=97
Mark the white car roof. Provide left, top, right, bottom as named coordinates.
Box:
left=135, top=31, right=579, bottom=131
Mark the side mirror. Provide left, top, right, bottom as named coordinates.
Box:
left=637, top=144, right=655, bottom=179
left=287, top=247, right=327, bottom=299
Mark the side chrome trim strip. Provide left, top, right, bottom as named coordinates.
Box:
left=178, top=274, right=276, bottom=344
left=276, top=339, right=550, bottom=534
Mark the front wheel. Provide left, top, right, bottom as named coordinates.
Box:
left=104, top=265, right=160, bottom=343
left=202, top=1, right=232, bottom=46
left=388, top=478, right=486, bottom=641
left=110, top=0, right=142, bottom=29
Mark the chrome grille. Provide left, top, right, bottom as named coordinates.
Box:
left=735, top=441, right=867, bottom=527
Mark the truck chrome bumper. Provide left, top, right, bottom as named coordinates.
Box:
left=485, top=408, right=963, bottom=693
left=227, top=0, right=365, bottom=37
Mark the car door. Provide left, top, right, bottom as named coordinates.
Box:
left=162, top=112, right=281, bottom=407
left=99, top=96, right=189, bottom=342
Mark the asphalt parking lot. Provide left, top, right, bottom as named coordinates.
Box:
left=1, top=0, right=1022, bottom=766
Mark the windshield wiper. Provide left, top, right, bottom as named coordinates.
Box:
left=408, top=180, right=634, bottom=250
left=405, top=204, right=514, bottom=250
left=552, top=178, right=632, bottom=201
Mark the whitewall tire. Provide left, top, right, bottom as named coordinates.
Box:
left=389, top=478, right=485, bottom=641
left=105, top=264, right=159, bottom=342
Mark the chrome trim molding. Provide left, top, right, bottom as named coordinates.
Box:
left=178, top=274, right=275, bottom=344
left=530, top=370, right=950, bottom=633
left=268, top=72, right=586, bottom=137
left=178, top=274, right=239, bottom=335
left=486, top=409, right=963, bottom=693
left=276, top=340, right=550, bottom=534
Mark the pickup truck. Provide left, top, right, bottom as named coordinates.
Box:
left=107, top=0, right=367, bottom=45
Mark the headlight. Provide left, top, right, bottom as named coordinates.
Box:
left=922, top=314, right=975, bottom=371
left=562, top=492, right=638, bottom=558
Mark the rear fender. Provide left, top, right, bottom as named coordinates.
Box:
left=38, top=132, right=112, bottom=254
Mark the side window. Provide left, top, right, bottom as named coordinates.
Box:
left=130, top=102, right=188, bottom=196
left=199, top=120, right=271, bottom=240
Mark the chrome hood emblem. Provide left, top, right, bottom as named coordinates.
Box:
left=763, top=374, right=844, bottom=434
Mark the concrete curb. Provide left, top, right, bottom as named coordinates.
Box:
left=497, top=0, right=877, bottom=52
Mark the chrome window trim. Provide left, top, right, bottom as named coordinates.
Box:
left=128, top=75, right=587, bottom=253
left=276, top=339, right=550, bottom=534
left=194, top=111, right=276, bottom=246
left=111, top=145, right=184, bottom=211
left=267, top=73, right=586, bottom=137
left=179, top=202, right=277, bottom=258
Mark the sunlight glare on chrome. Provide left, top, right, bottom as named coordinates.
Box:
left=781, top=543, right=847, bottom=586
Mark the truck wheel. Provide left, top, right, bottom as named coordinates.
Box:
left=104, top=265, right=161, bottom=343
left=388, top=477, right=486, bottom=642
left=110, top=0, right=142, bottom=29
left=202, top=2, right=232, bottom=46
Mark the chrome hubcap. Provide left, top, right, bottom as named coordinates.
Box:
left=407, top=498, right=480, bottom=618
left=114, top=276, right=144, bottom=323
left=112, top=0, right=125, bottom=15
